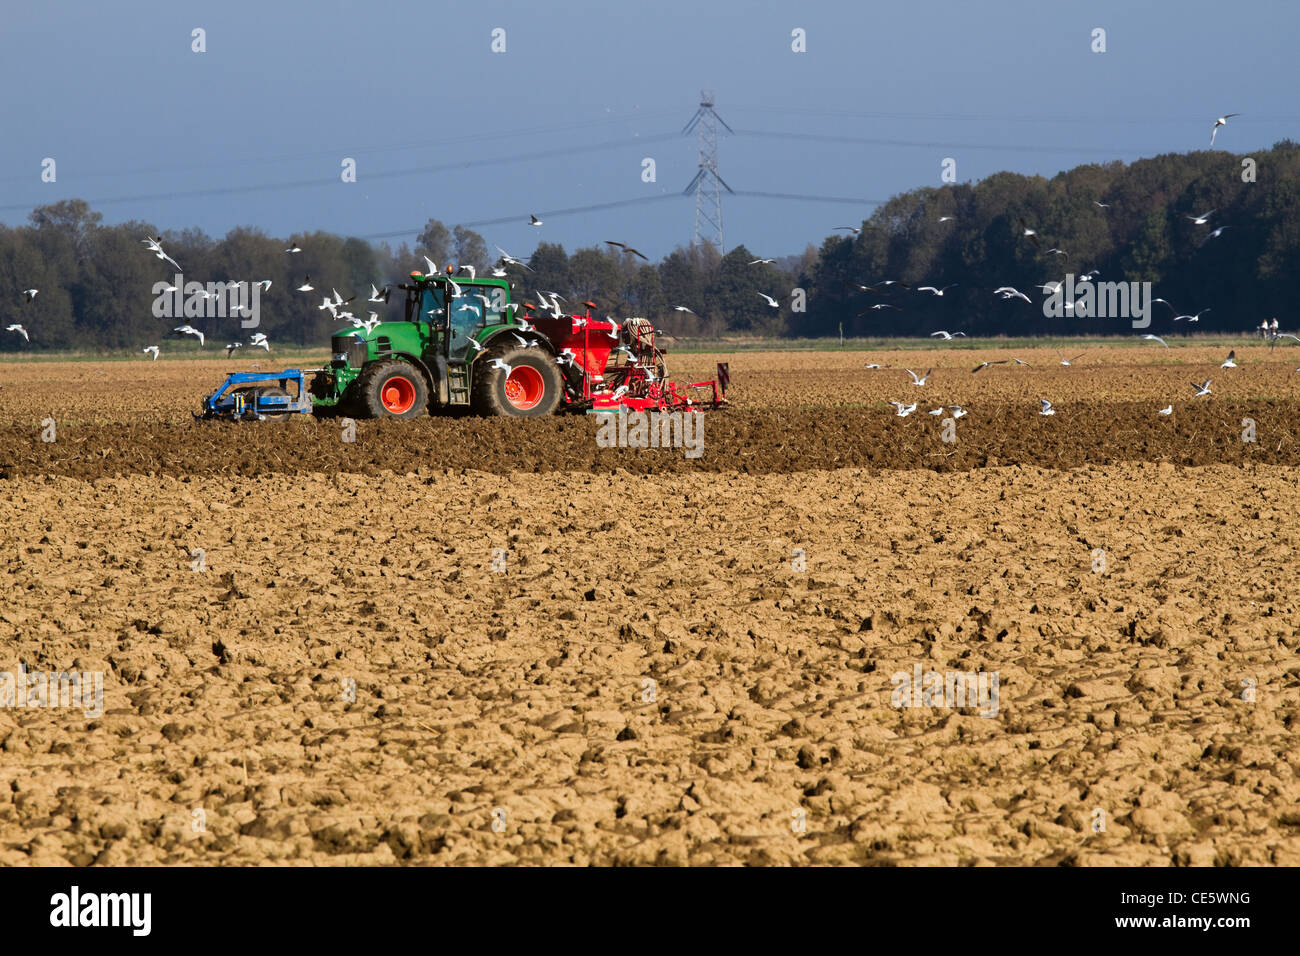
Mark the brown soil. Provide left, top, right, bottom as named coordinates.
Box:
left=0, top=350, right=1297, bottom=866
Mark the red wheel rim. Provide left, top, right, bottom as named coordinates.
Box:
left=381, top=375, right=416, bottom=413
left=503, top=365, right=545, bottom=410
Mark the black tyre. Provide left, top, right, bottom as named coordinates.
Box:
left=357, top=361, right=429, bottom=419
left=471, top=343, right=563, bottom=417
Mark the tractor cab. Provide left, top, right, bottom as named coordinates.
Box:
left=400, top=270, right=512, bottom=364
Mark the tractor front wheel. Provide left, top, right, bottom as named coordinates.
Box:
left=357, top=361, right=429, bottom=419
left=472, top=345, right=563, bottom=417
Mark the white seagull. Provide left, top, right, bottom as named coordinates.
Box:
left=285, top=243, right=302, bottom=253
left=489, top=358, right=513, bottom=375
left=529, top=214, right=543, bottom=227
left=1158, top=404, right=1173, bottom=416
left=1056, top=351, right=1084, bottom=367
left=1038, top=399, right=1055, bottom=416
left=1191, top=379, right=1213, bottom=397
left=250, top=333, right=270, bottom=351
left=1220, top=350, right=1237, bottom=369
left=929, top=330, right=965, bottom=339
left=172, top=325, right=204, bottom=346
left=142, top=345, right=160, bottom=360
left=905, top=368, right=933, bottom=386
left=21, top=289, right=38, bottom=303
left=1141, top=334, right=1169, bottom=347
left=1186, top=210, right=1215, bottom=225
left=749, top=258, right=776, bottom=265
left=674, top=306, right=696, bottom=314
left=1210, top=113, right=1240, bottom=147
left=917, top=284, right=957, bottom=296
left=756, top=292, right=780, bottom=309
left=296, top=276, right=314, bottom=292
left=224, top=342, right=242, bottom=356
left=1199, top=226, right=1229, bottom=248
left=5, top=324, right=28, bottom=341
left=142, top=236, right=182, bottom=271
left=889, top=401, right=918, bottom=417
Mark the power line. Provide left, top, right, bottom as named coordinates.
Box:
left=0, top=109, right=682, bottom=186
left=360, top=190, right=880, bottom=242
left=0, top=132, right=681, bottom=215
left=732, top=128, right=1164, bottom=157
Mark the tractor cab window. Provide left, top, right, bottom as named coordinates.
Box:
left=416, top=286, right=446, bottom=326
left=448, top=287, right=485, bottom=357
left=479, top=285, right=507, bottom=325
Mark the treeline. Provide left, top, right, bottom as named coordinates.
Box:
left=2, top=140, right=1297, bottom=351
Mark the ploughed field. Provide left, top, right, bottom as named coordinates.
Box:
left=0, top=347, right=1297, bottom=865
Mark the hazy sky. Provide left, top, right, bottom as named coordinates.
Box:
left=1, top=0, right=1292, bottom=260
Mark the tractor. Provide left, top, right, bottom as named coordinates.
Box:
left=199, top=267, right=727, bottom=421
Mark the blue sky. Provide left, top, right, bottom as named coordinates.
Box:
left=1, top=0, right=1293, bottom=260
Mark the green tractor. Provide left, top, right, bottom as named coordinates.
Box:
left=307, top=269, right=564, bottom=419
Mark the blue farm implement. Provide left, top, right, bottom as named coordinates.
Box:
left=198, top=369, right=316, bottom=421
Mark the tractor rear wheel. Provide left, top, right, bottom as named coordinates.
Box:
left=472, top=344, right=563, bottom=417
left=357, top=361, right=429, bottom=419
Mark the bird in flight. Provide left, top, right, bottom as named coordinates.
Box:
left=285, top=243, right=302, bottom=254
left=142, top=345, right=160, bottom=360
left=489, top=358, right=513, bottom=375
left=860, top=304, right=902, bottom=313
left=905, top=368, right=933, bottom=386
left=143, top=236, right=182, bottom=271
left=673, top=306, right=695, bottom=314
left=1045, top=248, right=1068, bottom=257
left=5, top=324, right=28, bottom=342
left=889, top=401, right=918, bottom=417
left=1220, top=350, right=1237, bottom=369
left=296, top=276, right=314, bottom=293
left=756, top=292, right=780, bottom=309
left=172, top=325, right=204, bottom=346
left=250, top=333, right=270, bottom=352
left=21, top=289, right=38, bottom=303
left=1191, top=379, right=1213, bottom=397
left=1095, top=201, right=1111, bottom=209
left=749, top=257, right=776, bottom=265
left=369, top=284, right=390, bottom=304
left=1186, top=210, right=1215, bottom=225
left=937, top=216, right=956, bottom=223
left=529, top=214, right=543, bottom=227
left=1056, top=351, right=1084, bottom=366
left=1199, top=226, right=1229, bottom=248
left=972, top=360, right=1009, bottom=373
left=929, top=330, right=965, bottom=340
left=1038, top=399, right=1056, bottom=416
left=993, top=286, right=1031, bottom=303
left=833, top=226, right=861, bottom=235
left=1210, top=113, right=1240, bottom=147
left=917, top=284, right=957, bottom=296
left=1174, top=308, right=1210, bottom=323
left=224, top=342, right=242, bottom=356
left=1017, top=218, right=1041, bottom=248
left=1140, top=334, right=1169, bottom=347
left=605, top=241, right=649, bottom=261
left=496, top=247, right=534, bottom=271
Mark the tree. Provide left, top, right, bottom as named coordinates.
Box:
left=416, top=218, right=451, bottom=269
left=452, top=225, right=489, bottom=272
